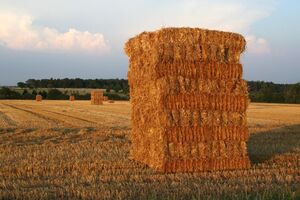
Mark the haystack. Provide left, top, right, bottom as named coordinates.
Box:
left=36, top=95, right=42, bottom=102
left=91, top=90, right=103, bottom=105
left=69, top=95, right=75, bottom=101
left=125, top=27, right=250, bottom=172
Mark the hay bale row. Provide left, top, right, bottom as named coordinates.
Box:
left=129, top=61, right=243, bottom=80
left=165, top=126, right=249, bottom=143
left=164, top=110, right=247, bottom=126
left=163, top=93, right=248, bottom=111
left=91, top=90, right=103, bottom=105
left=134, top=110, right=247, bottom=127
left=125, top=27, right=250, bottom=172
left=155, top=78, right=248, bottom=95
left=167, top=141, right=248, bottom=158
left=125, top=28, right=245, bottom=63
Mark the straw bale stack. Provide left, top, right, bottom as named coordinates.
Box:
left=69, top=95, right=75, bottom=101
left=91, top=90, right=103, bottom=105
left=36, top=95, right=42, bottom=102
left=125, top=27, right=250, bottom=172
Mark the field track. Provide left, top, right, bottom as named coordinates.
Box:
left=0, top=100, right=299, bottom=199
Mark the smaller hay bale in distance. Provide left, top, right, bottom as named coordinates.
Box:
left=108, top=100, right=114, bottom=103
left=91, top=90, right=104, bottom=105
left=69, top=95, right=75, bottom=101
left=36, top=95, right=42, bottom=102
left=104, top=96, right=108, bottom=101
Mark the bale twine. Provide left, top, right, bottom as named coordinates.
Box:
left=125, top=27, right=250, bottom=172
left=91, top=90, right=103, bottom=105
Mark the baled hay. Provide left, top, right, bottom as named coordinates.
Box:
left=104, top=96, right=108, bottom=101
left=125, top=27, right=246, bottom=64
left=69, top=95, right=75, bottom=101
left=91, top=90, right=104, bottom=105
left=36, top=95, right=42, bottom=102
left=125, top=27, right=250, bottom=172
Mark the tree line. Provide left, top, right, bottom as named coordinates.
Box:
left=17, top=78, right=129, bottom=93
left=248, top=81, right=300, bottom=104
left=1, top=79, right=299, bottom=103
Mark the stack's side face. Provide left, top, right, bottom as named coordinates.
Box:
left=127, top=57, right=166, bottom=170
left=125, top=28, right=250, bottom=172
left=91, top=91, right=104, bottom=105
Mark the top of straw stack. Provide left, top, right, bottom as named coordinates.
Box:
left=125, top=27, right=246, bottom=63
left=91, top=90, right=103, bottom=94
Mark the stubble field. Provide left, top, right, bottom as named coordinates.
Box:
left=0, top=100, right=300, bottom=199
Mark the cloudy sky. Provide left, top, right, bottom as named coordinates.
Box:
left=0, top=0, right=299, bottom=85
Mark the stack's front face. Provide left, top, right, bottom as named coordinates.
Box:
left=91, top=91, right=103, bottom=105
left=125, top=28, right=250, bottom=172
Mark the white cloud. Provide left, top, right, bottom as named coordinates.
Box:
left=0, top=12, right=109, bottom=53
left=124, top=0, right=274, bottom=55
left=166, top=1, right=270, bottom=33
left=245, top=35, right=271, bottom=55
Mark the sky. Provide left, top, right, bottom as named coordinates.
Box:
left=0, top=0, right=299, bottom=85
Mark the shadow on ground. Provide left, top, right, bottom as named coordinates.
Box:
left=247, top=124, right=300, bottom=164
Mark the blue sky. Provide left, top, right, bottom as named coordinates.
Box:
left=0, top=0, right=299, bottom=85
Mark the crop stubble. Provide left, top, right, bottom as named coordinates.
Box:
left=0, top=100, right=299, bottom=199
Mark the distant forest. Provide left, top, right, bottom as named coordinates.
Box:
left=247, top=81, right=299, bottom=104
left=17, top=78, right=129, bottom=93
left=0, top=79, right=299, bottom=103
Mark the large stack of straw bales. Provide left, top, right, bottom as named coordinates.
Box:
left=125, top=28, right=250, bottom=172
left=91, top=90, right=103, bottom=105
left=36, top=95, right=42, bottom=102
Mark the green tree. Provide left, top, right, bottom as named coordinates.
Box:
left=32, top=90, right=37, bottom=96
left=47, top=89, right=68, bottom=100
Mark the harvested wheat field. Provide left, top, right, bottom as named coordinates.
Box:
left=0, top=100, right=300, bottom=199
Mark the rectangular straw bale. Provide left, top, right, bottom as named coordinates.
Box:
left=36, top=95, right=42, bottom=102
left=91, top=90, right=103, bottom=105
left=125, top=27, right=250, bottom=172
left=103, top=96, right=108, bottom=101
left=69, top=95, right=75, bottom=101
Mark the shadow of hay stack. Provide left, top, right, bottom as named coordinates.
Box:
left=125, top=27, right=250, bottom=172
left=248, top=124, right=300, bottom=164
